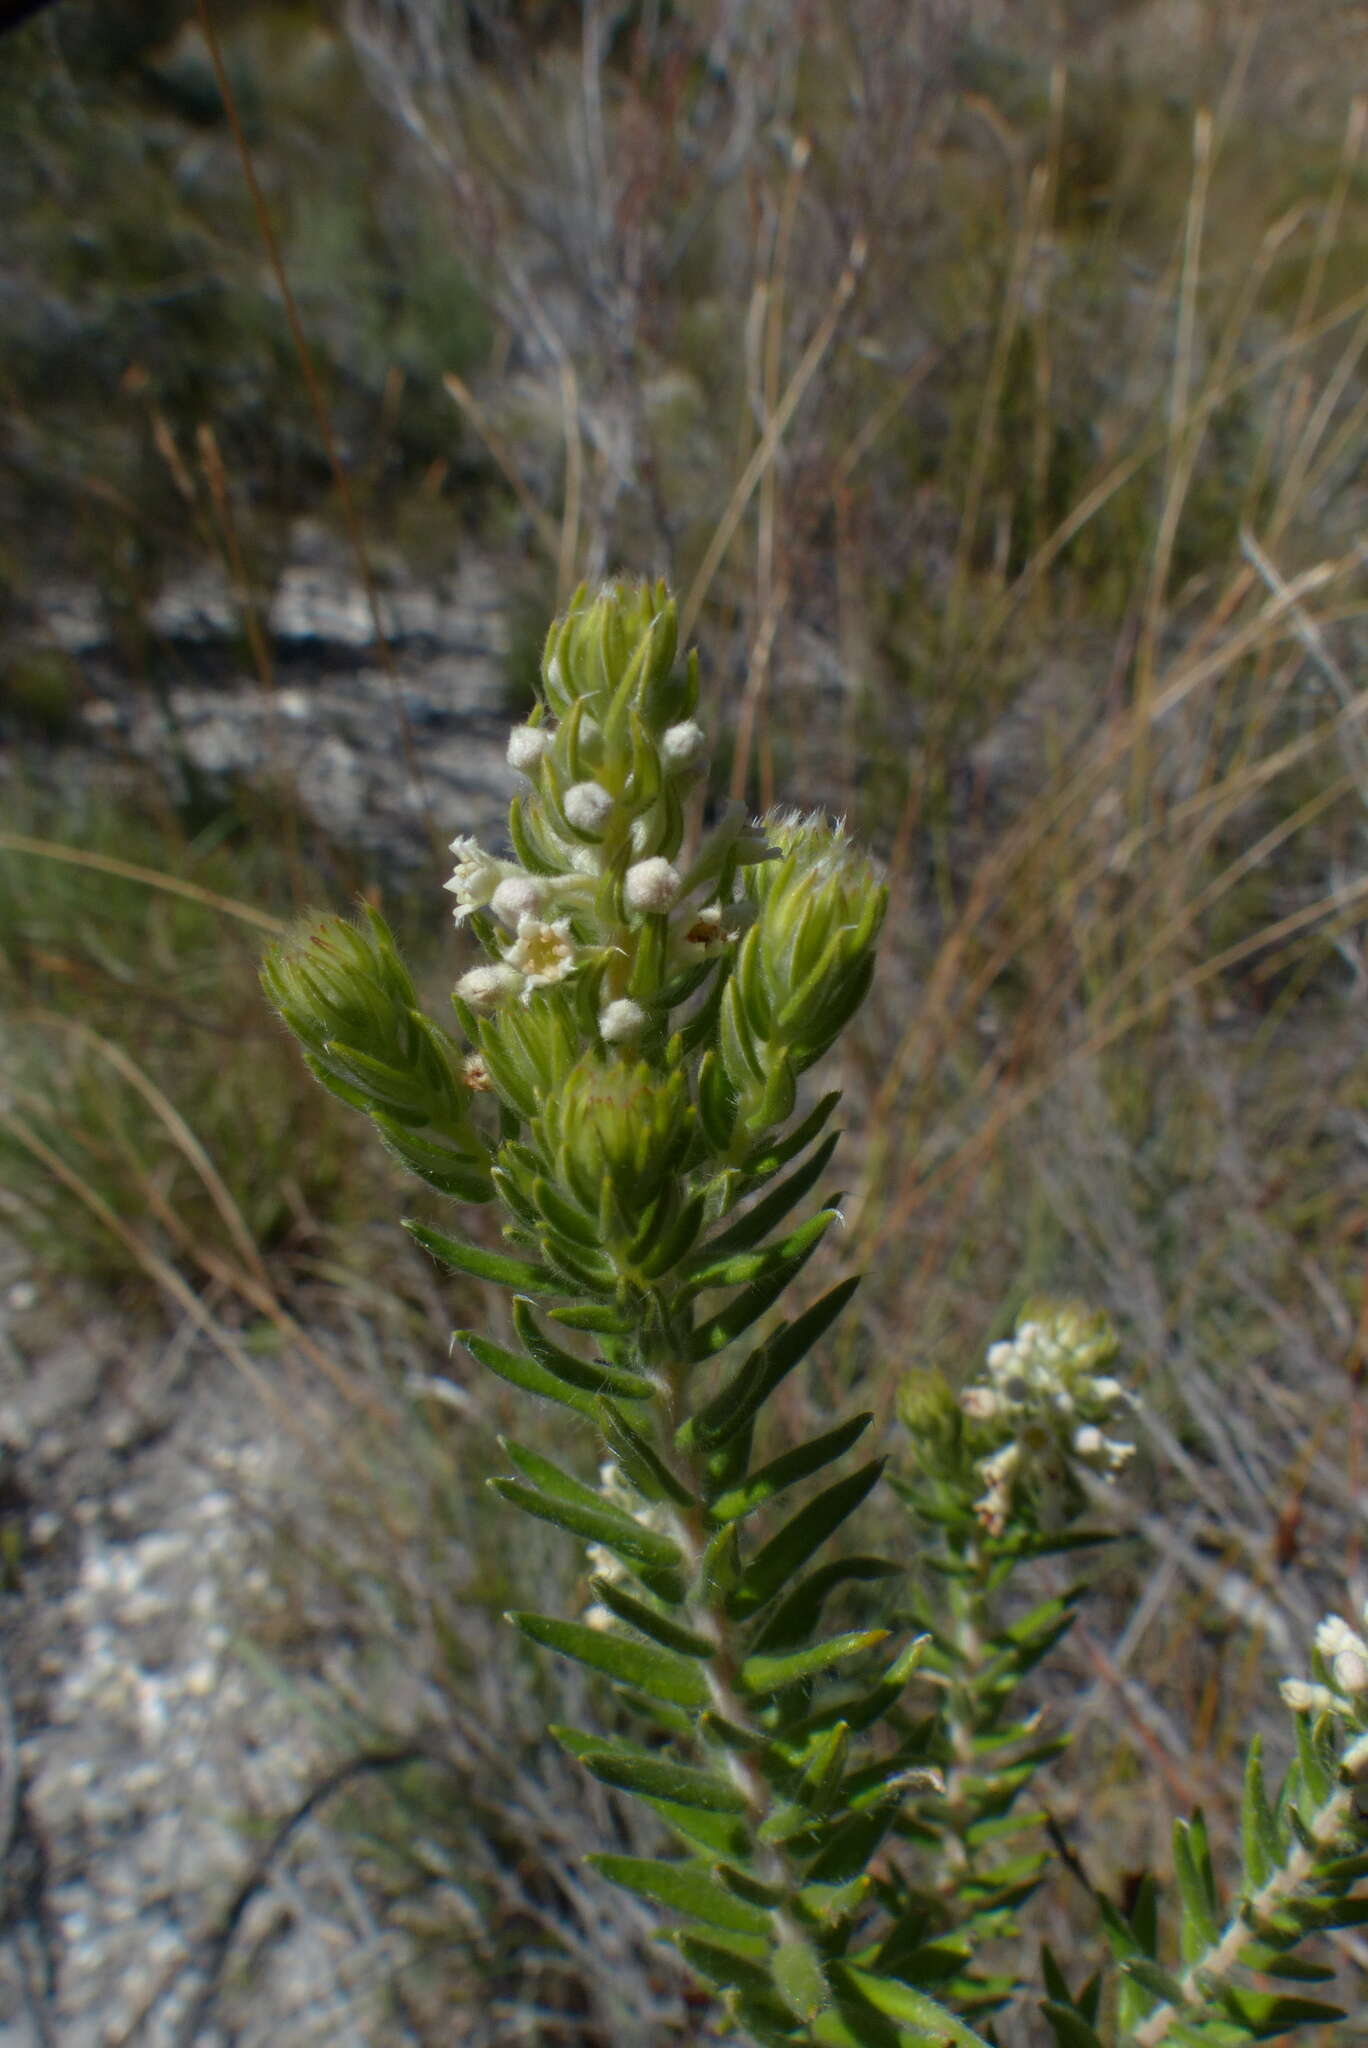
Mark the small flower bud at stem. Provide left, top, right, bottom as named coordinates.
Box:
left=599, top=998, right=647, bottom=1044
left=661, top=719, right=707, bottom=770
left=960, top=1387, right=1000, bottom=1421
left=1280, top=1679, right=1339, bottom=1715
left=462, top=1052, right=492, bottom=1090
left=564, top=781, right=614, bottom=831
left=506, top=724, right=551, bottom=773
left=1335, top=1644, right=1368, bottom=1695
left=624, top=857, right=682, bottom=913
left=456, top=963, right=524, bottom=1010
left=490, top=875, right=547, bottom=927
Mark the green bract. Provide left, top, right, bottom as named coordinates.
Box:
left=263, top=582, right=1368, bottom=2046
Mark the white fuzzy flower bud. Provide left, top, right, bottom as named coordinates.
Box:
left=1316, top=1614, right=1360, bottom=1661
left=461, top=1052, right=492, bottom=1091
left=506, top=724, right=552, bottom=774
left=960, top=1386, right=1000, bottom=1421
left=624, top=857, right=682, bottom=914
left=1316, top=1614, right=1368, bottom=1695
left=661, top=719, right=707, bottom=770
left=564, top=781, right=614, bottom=832
left=599, top=998, right=647, bottom=1044
left=1085, top=1376, right=1126, bottom=1407
left=1073, top=1424, right=1105, bottom=1462
left=456, top=963, right=524, bottom=1011
left=1280, top=1679, right=1339, bottom=1715
left=1335, top=1643, right=1368, bottom=1695
left=490, top=875, right=547, bottom=927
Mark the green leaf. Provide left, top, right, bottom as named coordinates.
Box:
left=742, top=1093, right=841, bottom=1179
left=510, top=1298, right=653, bottom=1401
left=499, top=1436, right=608, bottom=1511
left=675, top=1931, right=774, bottom=1995
left=596, top=1398, right=694, bottom=1507
left=1219, top=1987, right=1345, bottom=2033
left=453, top=1328, right=597, bottom=1418
left=508, top=1612, right=709, bottom=1708
left=528, top=1171, right=604, bottom=1250
left=729, top=1462, right=886, bottom=1620
left=549, top=1299, right=634, bottom=1335
left=712, top=1414, right=874, bottom=1522
left=772, top=1938, right=831, bottom=2022
left=683, top=1277, right=863, bottom=1451
left=1241, top=1736, right=1282, bottom=1891
left=582, top=1749, right=747, bottom=1812
left=686, top=1208, right=841, bottom=1358
left=405, top=1218, right=560, bottom=1294
left=491, top=1479, right=683, bottom=1572
left=587, top=1577, right=717, bottom=1657
left=1124, top=1957, right=1189, bottom=2005
left=589, top=1854, right=772, bottom=1935
left=1040, top=2003, right=1105, bottom=2048
left=1173, top=1813, right=1219, bottom=1961
left=751, top=1557, right=901, bottom=1656
left=797, top=1721, right=850, bottom=1815
left=691, top=1132, right=841, bottom=1267
left=741, top=1631, right=890, bottom=1697
left=833, top=1965, right=996, bottom=2046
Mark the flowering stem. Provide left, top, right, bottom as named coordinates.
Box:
left=1127, top=1727, right=1368, bottom=2048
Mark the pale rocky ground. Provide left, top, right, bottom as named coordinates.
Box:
left=0, top=1253, right=407, bottom=2048
left=0, top=536, right=515, bottom=2045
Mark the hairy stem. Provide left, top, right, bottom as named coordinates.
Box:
left=1128, top=1726, right=1368, bottom=2048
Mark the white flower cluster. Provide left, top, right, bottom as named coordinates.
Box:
left=1282, top=1608, right=1368, bottom=1721
left=445, top=690, right=754, bottom=1035
left=960, top=1304, right=1133, bottom=1535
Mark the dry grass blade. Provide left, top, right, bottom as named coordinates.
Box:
left=0, top=1107, right=315, bottom=1437
left=33, top=1009, right=272, bottom=1294
left=679, top=234, right=867, bottom=647
left=0, top=835, right=288, bottom=935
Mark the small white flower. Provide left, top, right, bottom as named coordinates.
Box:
left=960, top=1386, right=1000, bottom=1422
left=1073, top=1424, right=1106, bottom=1463
left=505, top=916, right=578, bottom=990
left=599, top=998, right=647, bottom=1044
left=624, top=857, right=682, bottom=914
left=1335, top=1643, right=1368, bottom=1695
left=1316, top=1614, right=1361, bottom=1662
left=445, top=836, right=506, bottom=922
left=661, top=719, right=707, bottom=770
left=1086, top=1375, right=1126, bottom=1407
left=564, top=781, right=614, bottom=832
left=506, top=724, right=552, bottom=774
left=461, top=1052, right=492, bottom=1091
left=583, top=1604, right=617, bottom=1633
left=456, top=963, right=524, bottom=1011
left=490, top=875, right=547, bottom=927
left=1102, top=1435, right=1134, bottom=1473
left=1280, top=1679, right=1340, bottom=1716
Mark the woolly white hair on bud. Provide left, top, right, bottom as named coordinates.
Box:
left=490, top=875, right=547, bottom=927
left=507, top=724, right=552, bottom=774
left=624, top=857, right=682, bottom=913
left=456, top=963, right=525, bottom=1011
left=661, top=719, right=707, bottom=770
left=564, top=781, right=614, bottom=831
left=599, top=998, right=647, bottom=1044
